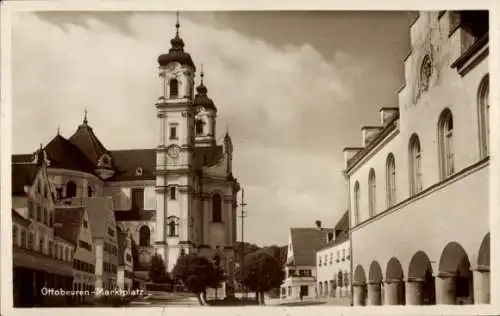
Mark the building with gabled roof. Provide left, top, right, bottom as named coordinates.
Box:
left=12, top=15, right=241, bottom=298
left=281, top=220, right=333, bottom=300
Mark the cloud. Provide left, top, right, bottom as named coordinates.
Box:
left=12, top=12, right=360, bottom=245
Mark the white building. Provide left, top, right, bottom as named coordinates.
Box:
left=316, top=211, right=351, bottom=299
left=342, top=11, right=489, bottom=305
left=281, top=221, right=333, bottom=300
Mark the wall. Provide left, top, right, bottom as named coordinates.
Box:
left=316, top=240, right=350, bottom=294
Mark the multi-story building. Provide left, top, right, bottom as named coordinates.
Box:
left=316, top=211, right=350, bottom=300
left=342, top=11, right=489, bottom=305
left=12, top=150, right=75, bottom=307
left=281, top=221, right=333, bottom=300
left=54, top=205, right=96, bottom=304
left=12, top=16, right=241, bottom=295
left=117, top=229, right=134, bottom=290
left=86, top=197, right=119, bottom=291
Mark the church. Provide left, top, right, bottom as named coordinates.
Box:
left=12, top=15, right=240, bottom=295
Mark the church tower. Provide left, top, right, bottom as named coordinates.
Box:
left=193, top=68, right=218, bottom=147
left=155, top=13, right=196, bottom=271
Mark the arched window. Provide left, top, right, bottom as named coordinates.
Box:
left=409, top=134, right=423, bottom=196
left=353, top=181, right=360, bottom=225
left=66, top=181, right=77, bottom=198
left=478, top=74, right=489, bottom=158
left=167, top=216, right=179, bottom=237
left=195, top=120, right=204, bottom=136
left=170, top=187, right=176, bottom=200
left=337, top=271, right=344, bottom=287
left=386, top=153, right=396, bottom=208
left=438, top=109, right=454, bottom=179
left=419, top=54, right=432, bottom=95
left=170, top=78, right=179, bottom=98
left=368, top=169, right=376, bottom=217
left=212, top=193, right=222, bottom=222
left=139, top=226, right=150, bottom=247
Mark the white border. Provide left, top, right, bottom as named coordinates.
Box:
left=1, top=0, right=499, bottom=316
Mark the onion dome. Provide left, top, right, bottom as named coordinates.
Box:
left=193, top=70, right=217, bottom=111
left=157, top=13, right=196, bottom=70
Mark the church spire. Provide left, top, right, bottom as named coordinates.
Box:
left=157, top=11, right=195, bottom=70
left=83, top=108, right=88, bottom=125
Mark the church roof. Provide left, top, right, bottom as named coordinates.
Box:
left=53, top=207, right=85, bottom=245
left=193, top=72, right=217, bottom=111
left=194, top=145, right=224, bottom=168
left=107, top=149, right=156, bottom=181
left=11, top=163, right=39, bottom=196
left=68, top=120, right=109, bottom=166
left=289, top=227, right=333, bottom=266
left=44, top=134, right=96, bottom=174
left=157, top=18, right=196, bottom=70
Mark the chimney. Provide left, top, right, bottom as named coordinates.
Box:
left=361, top=126, right=383, bottom=146
left=379, top=107, right=399, bottom=126
left=315, top=220, right=322, bottom=229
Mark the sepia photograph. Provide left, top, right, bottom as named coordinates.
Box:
left=0, top=1, right=495, bottom=313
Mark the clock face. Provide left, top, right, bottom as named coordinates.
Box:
left=167, top=145, right=180, bottom=158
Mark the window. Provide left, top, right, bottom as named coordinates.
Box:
left=28, top=200, right=34, bottom=218
left=195, top=120, right=204, bottom=136
left=131, top=188, right=144, bottom=210
left=87, top=186, right=93, bottom=197
left=108, top=227, right=115, bottom=237
left=438, top=109, right=455, bottom=179
left=386, top=154, right=396, bottom=208
left=319, top=256, right=322, bottom=266
left=337, top=271, right=343, bottom=287
left=37, top=181, right=41, bottom=194
left=28, top=233, right=34, bottom=249
left=135, top=167, right=143, bottom=176
left=83, top=220, right=88, bottom=229
left=139, top=226, right=150, bottom=247
left=419, top=54, right=432, bottom=95
left=36, top=205, right=41, bottom=222
left=289, top=269, right=296, bottom=277
left=353, top=181, right=360, bottom=225
left=478, top=74, right=490, bottom=158
left=48, top=241, right=53, bottom=256
left=368, top=169, right=376, bottom=217
left=212, top=193, right=222, bottom=222
left=43, top=208, right=48, bottom=225
left=409, top=134, right=423, bottom=196
left=169, top=126, right=177, bottom=140
left=336, top=251, right=340, bottom=262
left=21, top=230, right=27, bottom=248
left=169, top=78, right=179, bottom=98
left=12, top=226, right=18, bottom=246
left=169, top=187, right=176, bottom=200
left=56, top=188, right=63, bottom=200
left=342, top=249, right=346, bottom=260
left=167, top=216, right=179, bottom=237
left=39, top=236, right=45, bottom=253
left=329, top=253, right=333, bottom=264
left=78, top=240, right=92, bottom=251
left=66, top=181, right=77, bottom=198
left=299, top=270, right=312, bottom=277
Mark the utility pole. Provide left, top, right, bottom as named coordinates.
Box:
left=239, top=188, right=247, bottom=303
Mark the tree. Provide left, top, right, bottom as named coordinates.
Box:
left=148, top=254, right=170, bottom=283
left=172, top=253, right=223, bottom=305
left=236, top=249, right=285, bottom=305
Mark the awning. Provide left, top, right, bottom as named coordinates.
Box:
left=13, top=247, right=73, bottom=277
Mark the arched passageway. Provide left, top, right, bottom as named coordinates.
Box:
left=385, top=257, right=405, bottom=305
left=367, top=261, right=383, bottom=305
left=474, top=233, right=490, bottom=304
left=352, top=265, right=367, bottom=306
left=407, top=251, right=436, bottom=305
left=437, top=242, right=473, bottom=305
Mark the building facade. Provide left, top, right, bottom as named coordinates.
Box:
left=12, top=152, right=75, bottom=307
left=12, top=17, right=241, bottom=297
left=281, top=221, right=333, bottom=300
left=343, top=11, right=489, bottom=306
left=316, top=211, right=351, bottom=300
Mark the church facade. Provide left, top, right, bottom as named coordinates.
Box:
left=12, top=18, right=240, bottom=293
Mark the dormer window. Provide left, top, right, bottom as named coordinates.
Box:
left=135, top=167, right=143, bottom=176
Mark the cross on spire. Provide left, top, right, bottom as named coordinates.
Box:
left=175, top=11, right=180, bottom=36
left=83, top=108, right=88, bottom=124
left=57, top=126, right=60, bottom=135
left=200, top=63, right=204, bottom=84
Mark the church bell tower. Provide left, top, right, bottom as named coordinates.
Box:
left=155, top=13, right=196, bottom=271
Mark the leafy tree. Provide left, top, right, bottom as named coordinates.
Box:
left=148, top=254, right=170, bottom=283
left=236, top=249, right=285, bottom=305
left=172, top=253, right=224, bottom=305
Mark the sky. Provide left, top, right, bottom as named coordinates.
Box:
left=11, top=10, right=417, bottom=246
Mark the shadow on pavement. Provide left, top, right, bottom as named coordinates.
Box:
left=278, top=301, right=326, bottom=307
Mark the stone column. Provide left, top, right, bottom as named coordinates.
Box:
left=473, top=267, right=490, bottom=304
left=367, top=281, right=382, bottom=305
left=352, top=282, right=366, bottom=306
left=405, top=277, right=424, bottom=305
left=435, top=272, right=456, bottom=305
left=384, top=279, right=402, bottom=305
